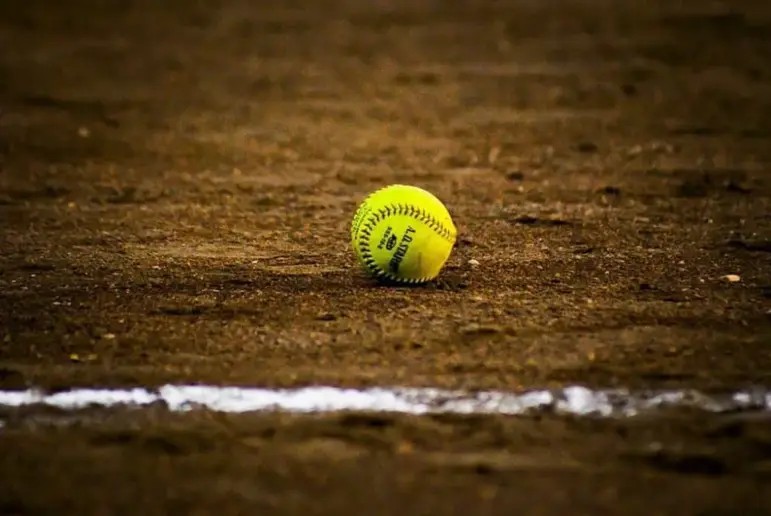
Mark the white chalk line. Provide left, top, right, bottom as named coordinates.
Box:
left=0, top=385, right=770, bottom=422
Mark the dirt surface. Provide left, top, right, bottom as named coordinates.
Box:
left=1, top=0, right=771, bottom=514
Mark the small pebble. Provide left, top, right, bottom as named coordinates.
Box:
left=650, top=141, right=675, bottom=154
left=101, top=333, right=116, bottom=340
left=723, top=274, right=741, bottom=283
left=487, top=146, right=501, bottom=164
left=77, top=126, right=90, bottom=138
left=467, top=259, right=480, bottom=267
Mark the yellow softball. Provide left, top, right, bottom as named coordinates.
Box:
left=351, top=184, right=457, bottom=284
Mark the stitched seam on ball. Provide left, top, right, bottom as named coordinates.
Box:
left=356, top=202, right=455, bottom=283
left=351, top=185, right=393, bottom=237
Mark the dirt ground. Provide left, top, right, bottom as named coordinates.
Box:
left=1, top=0, right=771, bottom=514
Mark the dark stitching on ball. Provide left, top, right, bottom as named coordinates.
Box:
left=353, top=199, right=455, bottom=284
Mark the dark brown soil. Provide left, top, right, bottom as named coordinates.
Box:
left=1, top=0, right=771, bottom=514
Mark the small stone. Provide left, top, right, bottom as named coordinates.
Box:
left=396, top=441, right=414, bottom=455
left=467, top=259, right=480, bottom=267
left=487, top=146, right=501, bottom=164
left=101, top=333, right=116, bottom=340
left=77, top=126, right=90, bottom=138
left=723, top=275, right=741, bottom=283
left=650, top=141, right=675, bottom=154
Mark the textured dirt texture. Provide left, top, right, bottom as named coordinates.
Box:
left=1, top=0, right=771, bottom=514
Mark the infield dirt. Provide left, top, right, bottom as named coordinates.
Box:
left=1, top=0, right=771, bottom=514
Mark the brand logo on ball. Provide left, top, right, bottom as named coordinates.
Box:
left=388, top=226, right=416, bottom=273
left=385, top=234, right=398, bottom=250
left=378, top=226, right=394, bottom=250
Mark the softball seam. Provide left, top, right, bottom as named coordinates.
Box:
left=355, top=202, right=455, bottom=284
